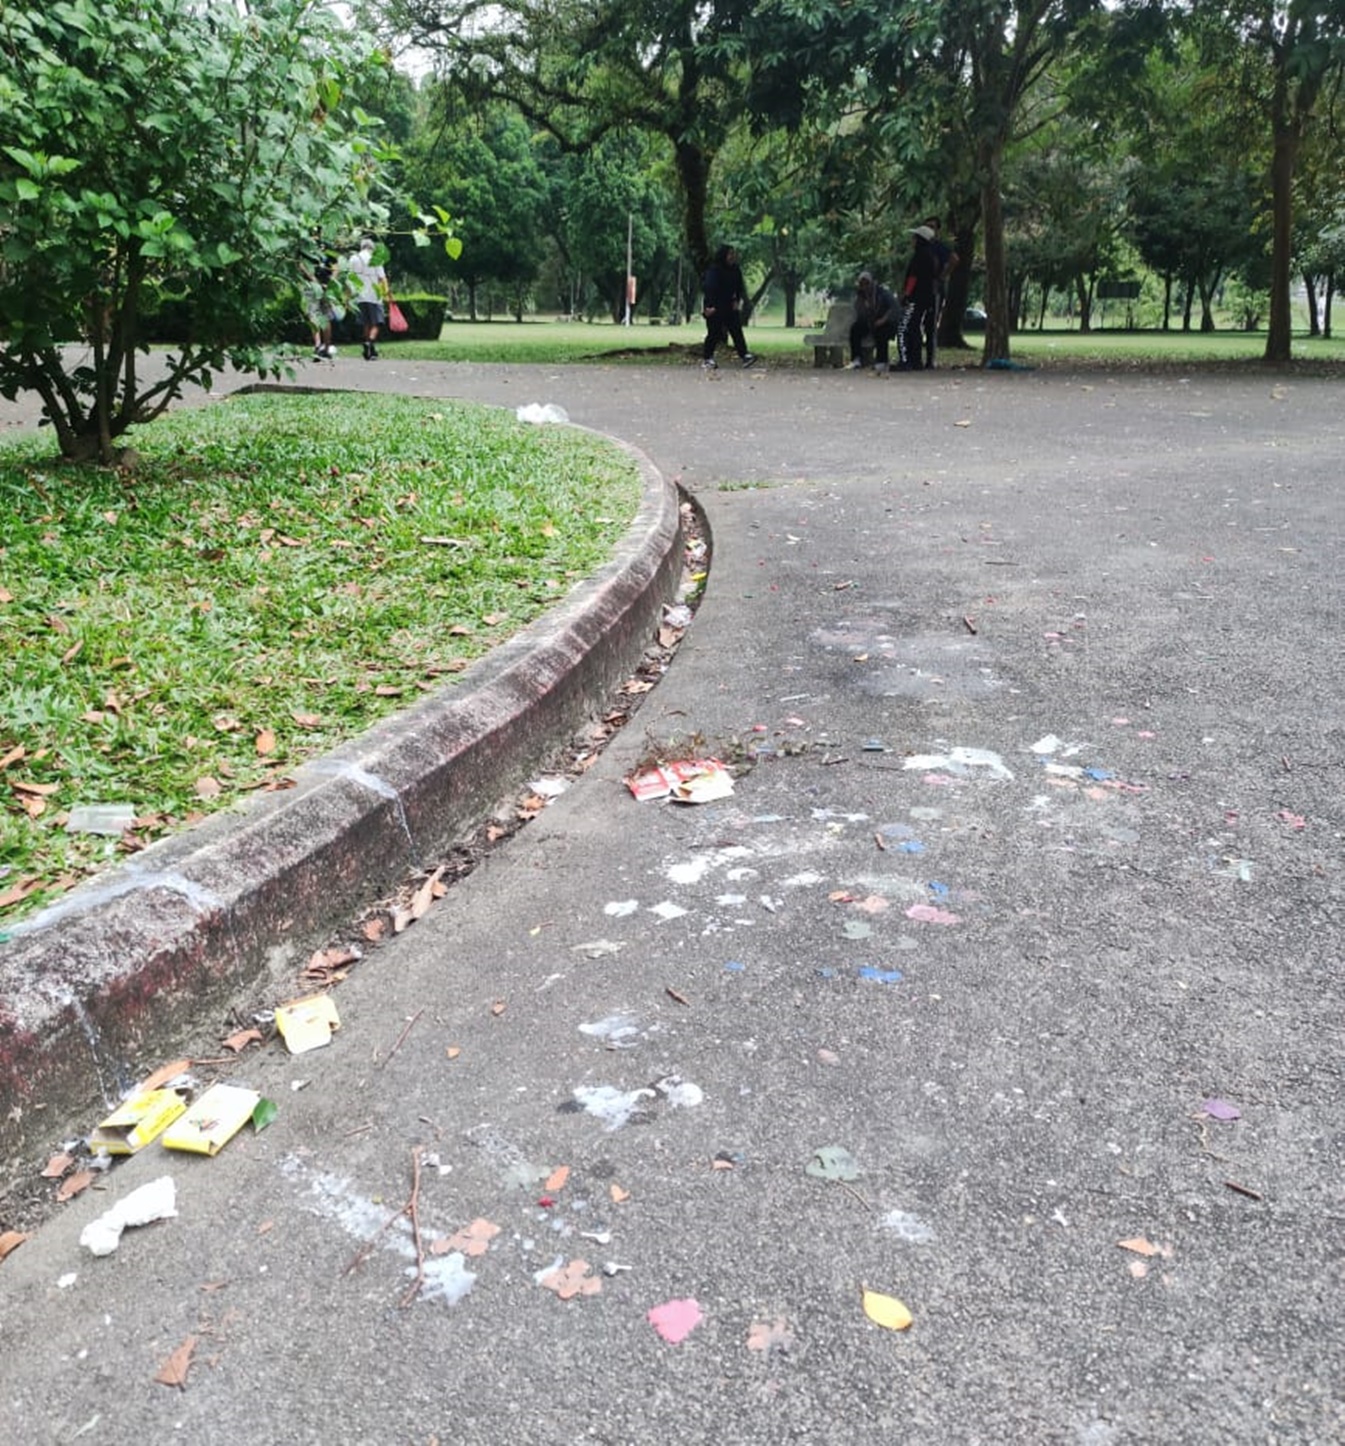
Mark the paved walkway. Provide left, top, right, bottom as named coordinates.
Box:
left=2, top=356, right=1344, bottom=1443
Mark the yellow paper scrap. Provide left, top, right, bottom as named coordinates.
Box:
left=161, top=1083, right=261, bottom=1156
left=275, top=994, right=341, bottom=1055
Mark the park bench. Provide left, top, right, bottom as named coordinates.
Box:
left=804, top=300, right=871, bottom=368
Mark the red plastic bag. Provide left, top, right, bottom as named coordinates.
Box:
left=387, top=301, right=408, bottom=334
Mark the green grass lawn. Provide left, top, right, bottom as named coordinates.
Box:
left=391, top=314, right=1345, bottom=368
left=0, top=392, right=641, bottom=925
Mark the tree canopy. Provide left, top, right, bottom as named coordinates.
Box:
left=0, top=0, right=418, bottom=462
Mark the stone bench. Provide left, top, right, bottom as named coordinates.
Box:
left=803, top=300, right=871, bottom=368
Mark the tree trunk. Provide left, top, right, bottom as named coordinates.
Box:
left=1303, top=271, right=1320, bottom=335
left=1264, top=81, right=1298, bottom=363
left=1198, top=275, right=1217, bottom=332
left=675, top=140, right=713, bottom=274
left=938, top=221, right=976, bottom=350
left=1162, top=273, right=1172, bottom=331
left=1325, top=272, right=1335, bottom=339
left=980, top=138, right=1010, bottom=363
left=1075, top=275, right=1092, bottom=333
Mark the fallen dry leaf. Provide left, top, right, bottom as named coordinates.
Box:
left=544, top=1165, right=570, bottom=1193
left=0, top=744, right=25, bottom=770
left=439, top=1218, right=500, bottom=1258
left=1117, top=1237, right=1172, bottom=1259
left=195, top=776, right=222, bottom=800
left=0, top=876, right=42, bottom=909
left=290, top=712, right=322, bottom=729
left=41, top=1152, right=75, bottom=1179
left=538, top=1258, right=602, bottom=1299
left=254, top=729, right=277, bottom=756
left=10, top=779, right=58, bottom=797
left=445, top=1046, right=461, bottom=1060
left=154, top=1335, right=199, bottom=1389
left=609, top=1184, right=631, bottom=1204
left=57, top=1170, right=95, bottom=1202
left=410, top=865, right=446, bottom=921
left=490, top=1000, right=507, bottom=1017
left=361, top=917, right=387, bottom=943
left=222, top=1027, right=263, bottom=1054
left=305, top=945, right=359, bottom=976
left=0, top=1230, right=28, bottom=1262
left=135, top=1058, right=193, bottom=1094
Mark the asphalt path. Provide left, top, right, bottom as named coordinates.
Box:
left=2, top=356, right=1344, bottom=1444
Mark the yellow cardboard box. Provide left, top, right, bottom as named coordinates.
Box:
left=161, top=1083, right=261, bottom=1156
left=89, top=1089, right=188, bottom=1156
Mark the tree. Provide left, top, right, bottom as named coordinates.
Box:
left=1115, top=34, right=1264, bottom=331
left=1193, top=3, right=1345, bottom=361
left=0, top=0, right=418, bottom=464
left=745, top=0, right=1102, bottom=364
left=377, top=0, right=756, bottom=272
left=551, top=131, right=682, bottom=322
left=403, top=103, right=549, bottom=319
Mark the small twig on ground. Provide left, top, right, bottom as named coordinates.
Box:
left=839, top=1181, right=873, bottom=1211
left=380, top=1008, right=424, bottom=1068
left=399, top=1147, right=427, bottom=1308
left=344, top=1193, right=409, bottom=1276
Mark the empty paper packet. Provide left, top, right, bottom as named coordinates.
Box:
left=162, top=1083, right=261, bottom=1156
left=275, top=994, right=341, bottom=1054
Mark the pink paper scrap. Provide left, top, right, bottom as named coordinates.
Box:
left=647, top=1297, right=704, bottom=1344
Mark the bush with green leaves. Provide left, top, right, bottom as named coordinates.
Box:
left=0, top=0, right=443, bottom=463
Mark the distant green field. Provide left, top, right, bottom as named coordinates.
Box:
left=393, top=315, right=1345, bottom=368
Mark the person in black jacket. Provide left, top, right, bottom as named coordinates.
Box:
left=700, top=245, right=757, bottom=369
left=897, top=226, right=941, bottom=371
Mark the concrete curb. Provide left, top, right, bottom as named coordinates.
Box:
left=0, top=431, right=685, bottom=1181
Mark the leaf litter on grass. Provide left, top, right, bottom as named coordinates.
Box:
left=0, top=393, right=642, bottom=923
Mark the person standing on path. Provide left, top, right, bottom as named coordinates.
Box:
left=346, top=236, right=389, bottom=361
left=700, top=245, right=756, bottom=370
left=849, top=271, right=900, bottom=374
left=302, top=239, right=339, bottom=361
left=897, top=226, right=940, bottom=371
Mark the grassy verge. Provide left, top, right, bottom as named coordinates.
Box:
left=0, top=392, right=641, bottom=925
left=391, top=317, right=1345, bottom=369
